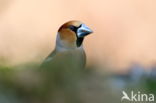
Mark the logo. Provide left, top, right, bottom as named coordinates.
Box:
left=121, top=91, right=155, bottom=102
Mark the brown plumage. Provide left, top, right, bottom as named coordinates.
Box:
left=41, top=20, right=93, bottom=70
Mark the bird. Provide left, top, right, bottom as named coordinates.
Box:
left=41, top=20, right=93, bottom=71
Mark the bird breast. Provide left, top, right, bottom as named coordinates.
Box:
left=42, top=47, right=86, bottom=70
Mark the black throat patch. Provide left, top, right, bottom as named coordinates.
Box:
left=76, top=37, right=84, bottom=47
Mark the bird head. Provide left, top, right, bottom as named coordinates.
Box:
left=56, top=20, right=93, bottom=51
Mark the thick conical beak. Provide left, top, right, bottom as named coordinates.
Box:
left=77, top=24, right=93, bottom=38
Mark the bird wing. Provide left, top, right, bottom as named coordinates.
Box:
left=40, top=50, right=57, bottom=67
left=41, top=48, right=86, bottom=70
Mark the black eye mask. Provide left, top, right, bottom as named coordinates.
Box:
left=69, top=25, right=78, bottom=33
left=69, top=25, right=84, bottom=47
left=69, top=25, right=83, bottom=47
left=69, top=24, right=82, bottom=33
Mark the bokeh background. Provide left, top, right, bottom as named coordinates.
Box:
left=1, top=0, right=156, bottom=71
left=0, top=0, right=156, bottom=103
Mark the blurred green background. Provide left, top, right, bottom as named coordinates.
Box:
left=0, top=0, right=156, bottom=103
left=0, top=63, right=155, bottom=103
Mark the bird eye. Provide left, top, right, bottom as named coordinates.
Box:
left=69, top=25, right=77, bottom=33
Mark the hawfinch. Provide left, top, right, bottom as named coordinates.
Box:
left=41, top=20, right=93, bottom=70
